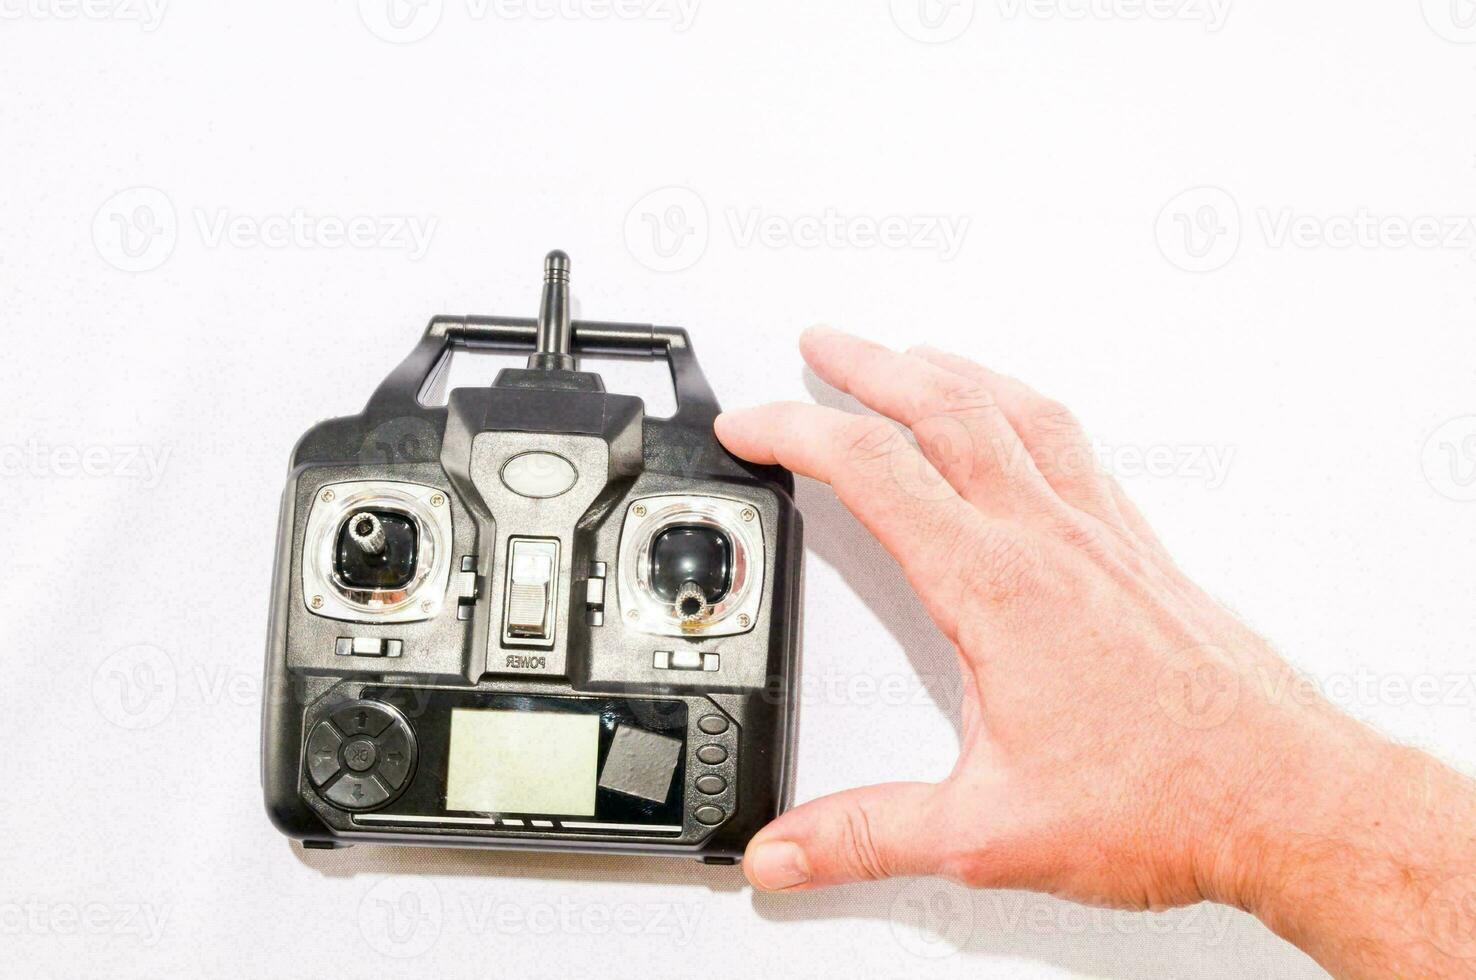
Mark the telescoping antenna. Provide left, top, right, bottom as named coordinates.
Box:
left=528, top=249, right=575, bottom=371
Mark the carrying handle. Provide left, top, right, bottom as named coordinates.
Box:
left=365, top=316, right=722, bottom=425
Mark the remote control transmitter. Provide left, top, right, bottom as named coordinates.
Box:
left=262, top=252, right=803, bottom=862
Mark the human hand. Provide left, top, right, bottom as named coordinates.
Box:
left=715, top=327, right=1476, bottom=978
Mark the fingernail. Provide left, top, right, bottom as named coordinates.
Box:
left=747, top=841, right=811, bottom=890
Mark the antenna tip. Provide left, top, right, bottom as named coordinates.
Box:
left=544, top=250, right=570, bottom=282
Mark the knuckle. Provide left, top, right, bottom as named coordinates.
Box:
left=932, top=375, right=998, bottom=420
left=1030, top=399, right=1084, bottom=439
left=1053, top=514, right=1112, bottom=556
left=840, top=416, right=901, bottom=467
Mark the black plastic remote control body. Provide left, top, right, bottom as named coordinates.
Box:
left=261, top=253, right=803, bottom=860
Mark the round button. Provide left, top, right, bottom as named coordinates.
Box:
left=695, top=774, right=726, bottom=795
left=694, top=805, right=726, bottom=826
left=696, top=744, right=727, bottom=765
left=343, top=738, right=378, bottom=772
left=310, top=700, right=418, bottom=812
left=501, top=451, right=578, bottom=498
left=697, top=714, right=729, bottom=736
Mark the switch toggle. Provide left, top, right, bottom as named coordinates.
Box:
left=504, top=538, right=559, bottom=645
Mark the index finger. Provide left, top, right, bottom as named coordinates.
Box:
left=716, top=400, right=990, bottom=638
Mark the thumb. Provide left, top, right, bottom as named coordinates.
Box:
left=743, top=782, right=953, bottom=891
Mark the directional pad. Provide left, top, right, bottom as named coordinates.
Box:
left=305, top=700, right=417, bottom=812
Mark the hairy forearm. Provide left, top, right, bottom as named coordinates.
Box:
left=1216, top=713, right=1476, bottom=978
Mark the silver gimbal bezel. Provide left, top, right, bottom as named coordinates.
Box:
left=616, top=494, right=765, bottom=638
left=302, top=480, right=454, bottom=624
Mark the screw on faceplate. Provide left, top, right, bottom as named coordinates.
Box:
left=737, top=613, right=751, bottom=628
left=421, top=600, right=434, bottom=613
left=633, top=504, right=647, bottom=518
left=430, top=493, right=445, bottom=507
left=627, top=608, right=640, bottom=620
left=321, top=489, right=335, bottom=502
left=741, top=508, right=755, bottom=522
left=311, top=596, right=324, bottom=609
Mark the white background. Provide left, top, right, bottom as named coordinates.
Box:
left=3, top=1, right=1474, bottom=977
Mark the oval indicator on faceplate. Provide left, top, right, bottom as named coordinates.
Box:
left=500, top=452, right=578, bottom=499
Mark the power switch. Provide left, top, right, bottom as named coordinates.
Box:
left=504, top=538, right=559, bottom=645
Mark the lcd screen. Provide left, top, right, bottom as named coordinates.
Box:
left=445, top=709, right=600, bottom=815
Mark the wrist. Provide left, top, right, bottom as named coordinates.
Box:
left=1198, top=705, right=1383, bottom=920
left=1195, top=692, right=1476, bottom=976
